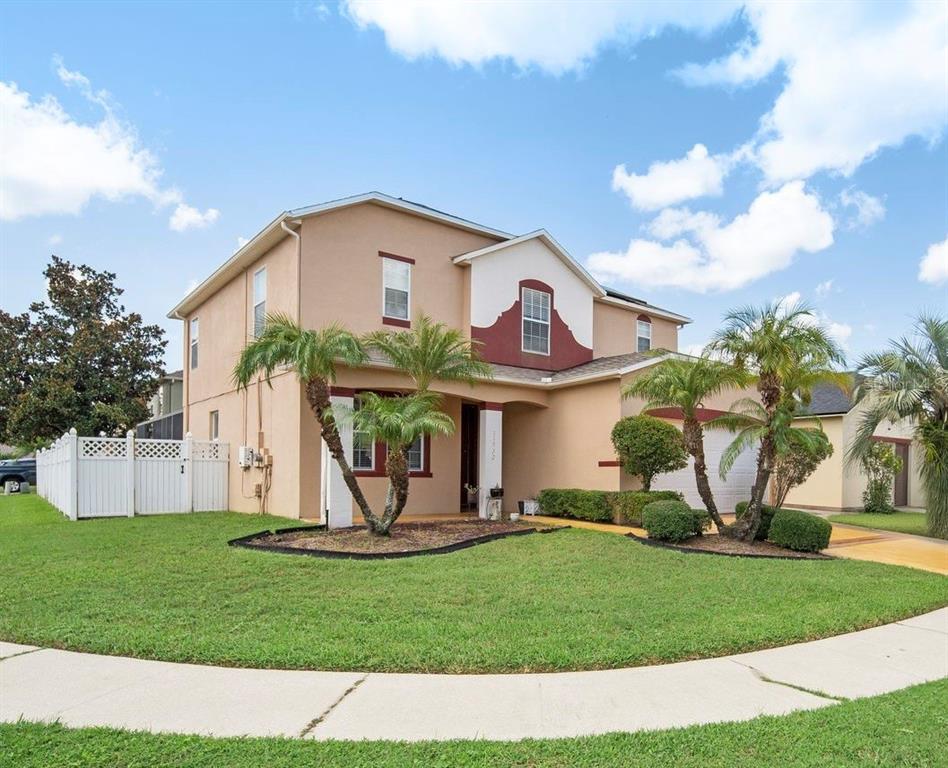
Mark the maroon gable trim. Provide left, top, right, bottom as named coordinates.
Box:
left=382, top=316, right=411, bottom=328
left=479, top=402, right=503, bottom=411
left=329, top=386, right=356, bottom=397
left=637, top=313, right=652, bottom=323
left=598, top=460, right=621, bottom=467
left=471, top=278, right=593, bottom=371
left=646, top=407, right=728, bottom=423
left=378, top=251, right=416, bottom=265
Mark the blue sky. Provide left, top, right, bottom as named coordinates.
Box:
left=1, top=1, right=945, bottom=370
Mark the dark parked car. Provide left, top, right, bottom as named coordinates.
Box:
left=0, top=457, right=36, bottom=491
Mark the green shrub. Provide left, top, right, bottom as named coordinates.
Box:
left=734, top=501, right=779, bottom=541
left=768, top=509, right=832, bottom=552
left=861, top=442, right=902, bottom=514
left=536, top=488, right=612, bottom=522
left=606, top=490, right=683, bottom=526
left=611, top=415, right=688, bottom=491
left=642, top=500, right=703, bottom=543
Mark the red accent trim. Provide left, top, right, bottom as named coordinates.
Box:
left=637, top=314, right=652, bottom=323
left=479, top=402, right=503, bottom=411
left=352, top=403, right=432, bottom=478
left=382, top=316, right=411, bottom=328
left=598, top=460, right=621, bottom=467
left=646, top=407, right=728, bottom=423
left=329, top=386, right=356, bottom=397
left=378, top=251, right=415, bottom=265
left=871, top=436, right=912, bottom=446
left=470, top=278, right=593, bottom=371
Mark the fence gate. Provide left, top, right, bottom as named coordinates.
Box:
left=37, top=429, right=229, bottom=520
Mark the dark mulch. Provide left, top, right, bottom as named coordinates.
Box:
left=630, top=532, right=830, bottom=560
left=245, top=519, right=552, bottom=555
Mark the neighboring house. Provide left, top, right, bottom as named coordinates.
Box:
left=135, top=370, right=184, bottom=440
left=168, top=192, right=757, bottom=524
left=784, top=381, right=925, bottom=511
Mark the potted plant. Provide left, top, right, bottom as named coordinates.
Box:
left=464, top=483, right=479, bottom=512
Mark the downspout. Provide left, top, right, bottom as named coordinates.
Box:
left=281, top=219, right=302, bottom=324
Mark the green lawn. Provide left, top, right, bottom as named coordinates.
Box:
left=1, top=495, right=945, bottom=673
left=2, top=680, right=945, bottom=767
left=828, top=511, right=941, bottom=539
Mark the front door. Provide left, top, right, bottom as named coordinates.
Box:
left=460, top=403, right=479, bottom=509
left=893, top=443, right=909, bottom=507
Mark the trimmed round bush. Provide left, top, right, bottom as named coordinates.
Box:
left=642, top=500, right=700, bottom=543
left=768, top=509, right=832, bottom=552
left=735, top=501, right=779, bottom=541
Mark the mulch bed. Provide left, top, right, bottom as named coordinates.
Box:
left=628, top=532, right=831, bottom=560
left=231, top=518, right=557, bottom=559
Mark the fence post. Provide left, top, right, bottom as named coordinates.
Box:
left=66, top=428, right=79, bottom=521
left=183, top=432, right=194, bottom=513
left=126, top=430, right=135, bottom=517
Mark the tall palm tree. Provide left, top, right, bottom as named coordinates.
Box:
left=364, top=314, right=492, bottom=392
left=622, top=357, right=749, bottom=530
left=848, top=314, right=948, bottom=538
left=353, top=391, right=455, bottom=533
left=233, top=314, right=380, bottom=528
left=708, top=302, right=846, bottom=541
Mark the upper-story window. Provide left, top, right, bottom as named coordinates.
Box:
left=382, top=256, right=411, bottom=322
left=253, top=267, right=267, bottom=338
left=522, top=287, right=551, bottom=355
left=190, top=317, right=199, bottom=369
left=209, top=410, right=219, bottom=440
left=637, top=316, right=652, bottom=353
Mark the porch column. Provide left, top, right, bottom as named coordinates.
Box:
left=324, top=387, right=354, bottom=529
left=478, top=402, right=503, bottom=518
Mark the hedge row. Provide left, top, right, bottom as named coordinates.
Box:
left=536, top=488, right=684, bottom=525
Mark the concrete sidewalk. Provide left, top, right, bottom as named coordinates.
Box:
left=2, top=609, right=945, bottom=742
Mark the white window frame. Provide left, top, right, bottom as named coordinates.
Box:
left=382, top=257, right=411, bottom=322
left=351, top=399, right=375, bottom=471
left=190, top=317, right=199, bottom=369
left=253, top=267, right=267, bottom=338
left=209, top=410, right=219, bottom=440
left=637, top=318, right=652, bottom=353
left=406, top=435, right=424, bottom=472
left=521, top=287, right=551, bottom=356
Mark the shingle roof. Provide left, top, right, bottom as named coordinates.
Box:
left=364, top=350, right=659, bottom=387
left=795, top=376, right=860, bottom=416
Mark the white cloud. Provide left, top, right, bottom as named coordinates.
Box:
left=825, top=319, right=852, bottom=348
left=236, top=236, right=249, bottom=250
left=776, top=291, right=802, bottom=311
left=814, top=279, right=834, bottom=297
left=343, top=0, right=739, bottom=75
left=613, top=144, right=729, bottom=211
left=678, top=2, right=948, bottom=183
left=645, top=206, right=720, bottom=240
left=169, top=203, right=220, bottom=232
left=839, top=188, right=885, bottom=231
left=0, top=59, right=217, bottom=230
left=47, top=234, right=63, bottom=246
left=679, top=341, right=708, bottom=358
left=918, top=236, right=948, bottom=285
left=775, top=291, right=851, bottom=349
left=588, top=181, right=833, bottom=292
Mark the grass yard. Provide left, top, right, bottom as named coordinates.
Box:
left=2, top=680, right=945, bottom=767
left=1, top=495, right=945, bottom=673
left=828, top=511, right=940, bottom=539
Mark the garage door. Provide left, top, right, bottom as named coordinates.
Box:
left=654, top=427, right=759, bottom=513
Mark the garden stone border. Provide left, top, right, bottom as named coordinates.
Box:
left=625, top=532, right=834, bottom=560
left=228, top=523, right=563, bottom=560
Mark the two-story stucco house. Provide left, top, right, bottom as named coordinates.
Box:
left=168, top=192, right=755, bottom=525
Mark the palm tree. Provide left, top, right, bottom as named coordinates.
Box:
left=622, top=357, right=750, bottom=530
left=847, top=314, right=948, bottom=538
left=707, top=302, right=846, bottom=541
left=353, top=391, right=455, bottom=533
left=364, top=313, right=492, bottom=392
left=232, top=314, right=380, bottom=528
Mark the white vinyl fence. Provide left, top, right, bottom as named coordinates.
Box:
left=37, top=429, right=229, bottom=520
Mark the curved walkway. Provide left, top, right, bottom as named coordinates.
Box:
left=1, top=609, right=945, bottom=742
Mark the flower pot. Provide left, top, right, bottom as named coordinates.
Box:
left=509, top=512, right=521, bottom=522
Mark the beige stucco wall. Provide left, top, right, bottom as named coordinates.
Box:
left=593, top=301, right=679, bottom=357
left=782, top=416, right=845, bottom=509
left=503, top=379, right=623, bottom=507
left=298, top=202, right=500, bottom=335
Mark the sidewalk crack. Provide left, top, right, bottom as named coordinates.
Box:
left=0, top=646, right=44, bottom=662
left=731, top=660, right=848, bottom=702
left=299, top=674, right=368, bottom=737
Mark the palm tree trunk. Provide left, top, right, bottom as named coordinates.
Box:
left=684, top=418, right=725, bottom=530
left=304, top=378, right=380, bottom=531
left=377, top=446, right=410, bottom=535
left=920, top=424, right=948, bottom=538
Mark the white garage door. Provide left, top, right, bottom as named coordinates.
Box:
left=654, top=427, right=759, bottom=513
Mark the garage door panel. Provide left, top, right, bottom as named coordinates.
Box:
left=655, top=428, right=759, bottom=513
